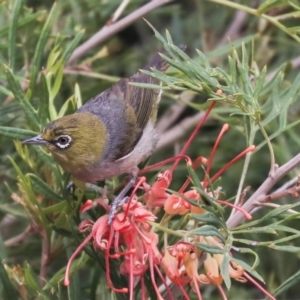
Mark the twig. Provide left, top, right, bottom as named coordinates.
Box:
left=217, top=10, right=248, bottom=46
left=226, top=153, right=300, bottom=229
left=64, top=67, right=119, bottom=83
left=238, top=186, right=251, bottom=207
left=67, top=0, right=173, bottom=65
left=4, top=225, right=35, bottom=247
left=156, top=102, right=185, bottom=133
left=274, top=176, right=299, bottom=193
left=111, top=0, right=130, bottom=23
left=257, top=202, right=299, bottom=215
left=156, top=111, right=206, bottom=150
left=259, top=184, right=300, bottom=203
left=265, top=55, right=300, bottom=82
left=39, top=230, right=50, bottom=287
left=156, top=91, right=196, bottom=133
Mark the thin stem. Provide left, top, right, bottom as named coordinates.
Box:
left=209, top=145, right=256, bottom=183
left=230, top=119, right=256, bottom=218
left=205, top=124, right=229, bottom=182
left=227, top=152, right=300, bottom=229
left=171, top=101, right=217, bottom=172
left=68, top=0, right=173, bottom=64
left=210, top=0, right=300, bottom=44
left=243, top=272, right=276, bottom=300
left=111, top=0, right=130, bottom=23
left=258, top=122, right=275, bottom=175
left=39, top=230, right=50, bottom=287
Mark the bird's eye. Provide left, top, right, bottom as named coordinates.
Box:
left=54, top=135, right=72, bottom=149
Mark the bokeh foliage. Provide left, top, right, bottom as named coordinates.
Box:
left=1, top=0, right=300, bottom=299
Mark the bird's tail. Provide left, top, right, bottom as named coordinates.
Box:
left=145, top=45, right=186, bottom=72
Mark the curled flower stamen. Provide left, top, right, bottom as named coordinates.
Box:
left=205, top=124, right=229, bottom=183
left=208, top=145, right=256, bottom=186
left=217, top=200, right=252, bottom=220
left=171, top=101, right=217, bottom=172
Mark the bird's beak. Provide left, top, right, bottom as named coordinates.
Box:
left=22, top=134, right=48, bottom=146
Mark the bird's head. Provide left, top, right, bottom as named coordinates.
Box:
left=22, top=113, right=107, bottom=174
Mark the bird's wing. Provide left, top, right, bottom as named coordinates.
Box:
left=76, top=52, right=171, bottom=160
left=122, top=51, right=170, bottom=136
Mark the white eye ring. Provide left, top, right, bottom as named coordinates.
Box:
left=55, top=135, right=72, bottom=149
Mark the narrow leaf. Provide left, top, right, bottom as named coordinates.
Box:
left=220, top=253, right=231, bottom=290
left=231, top=258, right=264, bottom=283
left=4, top=65, right=40, bottom=130
left=0, top=126, right=37, bottom=140
left=8, top=0, right=22, bottom=71
left=39, top=71, right=50, bottom=125
left=190, top=213, right=226, bottom=228
left=63, top=29, right=85, bottom=62
left=194, top=243, right=225, bottom=254
left=28, top=174, right=64, bottom=202
left=0, top=262, right=17, bottom=300
left=273, top=268, right=300, bottom=297
left=190, top=225, right=225, bottom=241
left=29, top=2, right=59, bottom=96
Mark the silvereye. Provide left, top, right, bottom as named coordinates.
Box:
left=22, top=51, right=170, bottom=221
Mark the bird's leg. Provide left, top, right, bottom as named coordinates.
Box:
left=108, top=176, right=137, bottom=225
left=67, top=181, right=103, bottom=196
left=85, top=183, right=103, bottom=194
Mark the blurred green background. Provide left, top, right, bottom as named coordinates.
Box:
left=1, top=0, right=300, bottom=299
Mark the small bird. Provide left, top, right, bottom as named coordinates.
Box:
left=22, top=51, right=171, bottom=222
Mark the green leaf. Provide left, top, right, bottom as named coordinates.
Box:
left=190, top=225, right=225, bottom=241
left=230, top=258, right=264, bottom=283
left=74, top=83, right=82, bottom=109
left=0, top=233, right=7, bottom=260
left=0, top=10, right=45, bottom=39
left=39, top=71, right=50, bottom=125
left=57, top=95, right=76, bottom=119
left=289, top=1, right=300, bottom=11
left=234, top=202, right=300, bottom=230
left=33, top=147, right=64, bottom=189
left=257, top=0, right=282, bottom=14
left=0, top=85, right=13, bottom=97
left=233, top=226, right=277, bottom=234
left=23, top=262, right=43, bottom=294
left=186, top=164, right=213, bottom=206
left=8, top=0, right=22, bottom=71
left=228, top=55, right=236, bottom=85
left=273, top=268, right=300, bottom=297
left=287, top=26, right=300, bottom=34
left=271, top=245, right=300, bottom=253
left=62, top=29, right=85, bottom=62
left=0, top=262, right=17, bottom=300
left=8, top=157, right=48, bottom=228
left=42, top=201, right=68, bottom=214
left=206, top=34, right=257, bottom=60
left=235, top=247, right=260, bottom=269
left=0, top=126, right=37, bottom=140
left=4, top=65, right=40, bottom=131
left=29, top=2, right=59, bottom=96
left=28, top=174, right=64, bottom=202
left=165, top=29, right=174, bottom=45
left=253, top=66, right=267, bottom=99
left=0, top=203, right=27, bottom=218
left=190, top=213, right=227, bottom=229
left=194, top=242, right=225, bottom=254
left=220, top=252, right=231, bottom=290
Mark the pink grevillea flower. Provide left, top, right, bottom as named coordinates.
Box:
left=161, top=242, right=204, bottom=300
left=143, top=170, right=172, bottom=207
left=65, top=198, right=170, bottom=300
left=164, top=189, right=206, bottom=215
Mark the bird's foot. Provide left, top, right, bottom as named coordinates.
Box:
left=108, top=196, right=129, bottom=224
left=107, top=176, right=137, bottom=225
